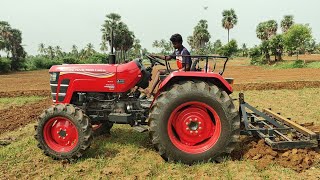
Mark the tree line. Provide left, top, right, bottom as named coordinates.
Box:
left=0, top=13, right=145, bottom=72
left=152, top=10, right=320, bottom=65
left=0, top=21, right=26, bottom=72
left=1, top=10, right=320, bottom=73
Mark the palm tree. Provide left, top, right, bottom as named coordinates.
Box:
left=46, top=46, right=55, bottom=59
left=222, top=9, right=238, bottom=43
left=256, top=20, right=277, bottom=41
left=188, top=20, right=211, bottom=54
left=101, top=13, right=122, bottom=53
left=266, top=20, right=278, bottom=38
left=0, top=21, right=12, bottom=41
left=55, top=45, right=63, bottom=57
left=38, top=43, right=45, bottom=55
left=100, top=41, right=108, bottom=53
left=242, top=43, right=248, bottom=57
left=194, top=20, right=211, bottom=48
left=281, top=15, right=294, bottom=33
left=0, top=21, right=26, bottom=70
left=152, top=40, right=159, bottom=48
left=84, top=43, right=95, bottom=57
left=256, top=20, right=278, bottom=62
left=0, top=21, right=12, bottom=56
left=71, top=45, right=78, bottom=57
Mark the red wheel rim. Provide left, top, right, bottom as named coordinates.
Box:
left=43, top=116, right=79, bottom=152
left=168, top=101, right=221, bottom=154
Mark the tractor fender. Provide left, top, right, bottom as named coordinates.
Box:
left=158, top=71, right=233, bottom=94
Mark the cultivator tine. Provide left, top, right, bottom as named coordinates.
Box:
left=239, top=93, right=319, bottom=150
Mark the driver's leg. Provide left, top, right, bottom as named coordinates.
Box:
left=149, top=71, right=161, bottom=96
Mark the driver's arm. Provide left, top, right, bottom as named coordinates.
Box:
left=151, top=54, right=174, bottom=61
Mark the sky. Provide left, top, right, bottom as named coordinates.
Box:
left=1, top=0, right=320, bottom=55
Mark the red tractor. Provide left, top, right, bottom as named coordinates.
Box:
left=35, top=55, right=240, bottom=164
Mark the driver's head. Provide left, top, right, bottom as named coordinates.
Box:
left=170, top=33, right=183, bottom=49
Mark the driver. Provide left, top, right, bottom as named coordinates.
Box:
left=151, top=33, right=192, bottom=71
left=141, top=34, right=191, bottom=98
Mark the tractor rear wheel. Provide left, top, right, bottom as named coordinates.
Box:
left=35, top=104, right=93, bottom=160
left=148, top=81, right=240, bottom=164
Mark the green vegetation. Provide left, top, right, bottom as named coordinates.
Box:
left=217, top=39, right=238, bottom=57
left=262, top=60, right=320, bottom=69
left=250, top=15, right=319, bottom=65
left=0, top=58, right=11, bottom=73
left=0, top=96, right=45, bottom=110
left=152, top=39, right=174, bottom=54
left=0, top=21, right=26, bottom=72
left=284, top=24, right=312, bottom=60
left=187, top=19, right=211, bottom=54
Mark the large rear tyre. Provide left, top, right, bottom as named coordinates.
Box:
left=148, top=81, right=240, bottom=164
left=35, top=104, right=93, bottom=160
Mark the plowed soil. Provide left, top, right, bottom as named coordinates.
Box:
left=0, top=90, right=50, bottom=98
left=232, top=137, right=320, bottom=172
left=0, top=98, right=52, bottom=134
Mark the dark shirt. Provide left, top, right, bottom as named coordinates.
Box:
left=169, top=46, right=192, bottom=65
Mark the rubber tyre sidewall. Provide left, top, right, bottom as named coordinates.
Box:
left=36, top=108, right=91, bottom=159
left=156, top=89, right=233, bottom=163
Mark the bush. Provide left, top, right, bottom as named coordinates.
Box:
left=83, top=53, right=108, bottom=64
left=0, top=58, right=11, bottom=73
left=62, top=57, right=80, bottom=64
left=26, top=57, right=62, bottom=69
left=292, top=60, right=305, bottom=68
left=249, top=46, right=266, bottom=65
left=217, top=39, right=238, bottom=57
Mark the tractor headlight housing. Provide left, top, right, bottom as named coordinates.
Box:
left=50, top=72, right=58, bottom=82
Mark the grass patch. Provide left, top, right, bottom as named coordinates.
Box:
left=0, top=96, right=45, bottom=110
left=1, top=88, right=320, bottom=179
left=306, top=61, right=320, bottom=68
left=232, top=88, right=320, bottom=124
left=263, top=60, right=320, bottom=69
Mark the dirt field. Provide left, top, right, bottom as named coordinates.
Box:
left=0, top=98, right=52, bottom=134
left=1, top=57, right=320, bottom=177
left=1, top=59, right=320, bottom=95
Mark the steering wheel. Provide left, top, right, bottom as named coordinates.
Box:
left=146, top=55, right=166, bottom=66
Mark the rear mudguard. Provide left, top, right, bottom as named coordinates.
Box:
left=158, top=71, right=233, bottom=94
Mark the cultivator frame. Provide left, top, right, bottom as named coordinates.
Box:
left=239, top=93, right=319, bottom=150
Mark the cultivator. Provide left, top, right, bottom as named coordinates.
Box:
left=239, top=92, right=319, bottom=150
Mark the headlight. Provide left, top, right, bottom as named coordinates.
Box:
left=50, top=73, right=58, bottom=82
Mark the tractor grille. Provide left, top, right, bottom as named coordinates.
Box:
left=50, top=73, right=69, bottom=103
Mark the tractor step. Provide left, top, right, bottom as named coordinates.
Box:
left=132, top=125, right=148, bottom=133
left=239, top=93, right=319, bottom=150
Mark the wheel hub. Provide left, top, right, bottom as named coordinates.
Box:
left=187, top=120, right=199, bottom=131
left=58, top=129, right=67, bottom=137
left=172, top=105, right=215, bottom=146
left=168, top=101, right=222, bottom=154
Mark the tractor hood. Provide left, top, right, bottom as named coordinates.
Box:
left=49, top=64, right=118, bottom=73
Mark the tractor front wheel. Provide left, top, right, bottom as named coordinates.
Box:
left=148, top=81, right=240, bottom=164
left=35, top=104, right=93, bottom=160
